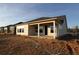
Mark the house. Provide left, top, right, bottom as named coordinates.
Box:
left=3, top=25, right=15, bottom=34
left=2, top=22, right=23, bottom=34
left=16, top=15, right=68, bottom=39
left=0, top=27, right=4, bottom=33
left=4, top=26, right=9, bottom=34
left=8, top=25, right=16, bottom=34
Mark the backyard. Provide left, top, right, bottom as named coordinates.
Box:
left=0, top=34, right=79, bottom=55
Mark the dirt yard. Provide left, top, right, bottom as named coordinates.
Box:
left=0, top=34, right=79, bottom=55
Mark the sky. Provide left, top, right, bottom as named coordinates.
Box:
left=0, top=3, right=79, bottom=28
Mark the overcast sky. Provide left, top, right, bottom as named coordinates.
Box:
left=0, top=3, right=79, bottom=28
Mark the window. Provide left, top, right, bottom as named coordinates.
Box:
left=17, top=28, right=24, bottom=33
left=20, top=29, right=21, bottom=32
left=50, top=26, right=54, bottom=33
left=21, top=28, right=24, bottom=33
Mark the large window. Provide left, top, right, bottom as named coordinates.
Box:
left=17, top=28, right=24, bottom=33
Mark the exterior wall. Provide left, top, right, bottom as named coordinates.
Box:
left=48, top=26, right=55, bottom=36
left=56, top=19, right=67, bottom=37
left=47, top=21, right=56, bottom=38
left=16, top=24, right=29, bottom=36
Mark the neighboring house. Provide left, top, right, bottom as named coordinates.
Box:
left=16, top=15, right=68, bottom=39
left=3, top=22, right=23, bottom=34
left=4, top=26, right=9, bottom=34
left=8, top=25, right=16, bottom=34
left=0, top=27, right=4, bottom=33
left=3, top=25, right=15, bottom=34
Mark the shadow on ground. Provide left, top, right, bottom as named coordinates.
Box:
left=56, top=34, right=79, bottom=41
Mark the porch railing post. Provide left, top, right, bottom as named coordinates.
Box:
left=38, top=24, right=40, bottom=37
left=53, top=21, right=56, bottom=39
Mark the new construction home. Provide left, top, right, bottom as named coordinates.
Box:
left=16, top=15, right=68, bottom=39
left=0, top=22, right=23, bottom=34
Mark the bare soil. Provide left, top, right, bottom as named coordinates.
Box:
left=0, top=34, right=79, bottom=55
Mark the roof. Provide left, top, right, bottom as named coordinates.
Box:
left=27, top=15, right=66, bottom=22
left=16, top=15, right=66, bottom=26
left=0, top=15, right=66, bottom=28
left=3, top=22, right=23, bottom=27
left=14, top=22, right=23, bottom=25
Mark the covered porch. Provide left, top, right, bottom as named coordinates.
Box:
left=28, top=21, right=58, bottom=39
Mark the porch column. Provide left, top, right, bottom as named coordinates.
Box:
left=53, top=21, right=56, bottom=39
left=38, top=24, right=40, bottom=37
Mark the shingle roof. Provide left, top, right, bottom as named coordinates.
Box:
left=26, top=15, right=66, bottom=23
left=16, top=15, right=66, bottom=26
